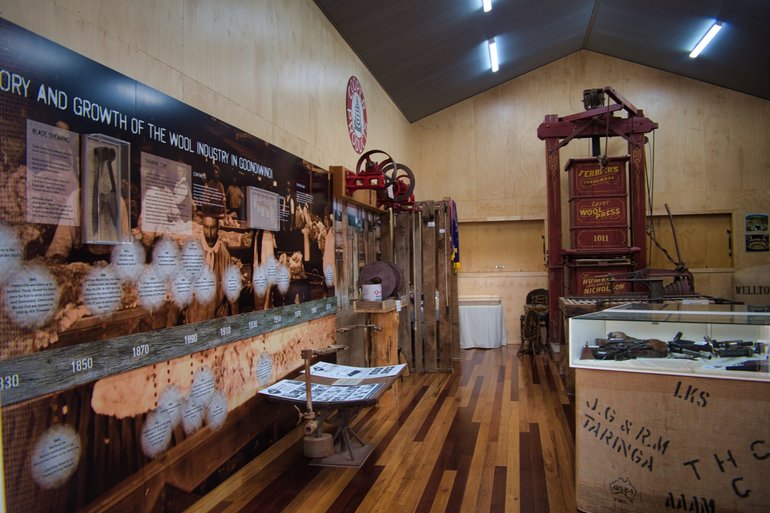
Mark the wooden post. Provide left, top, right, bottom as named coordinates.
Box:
left=379, top=209, right=394, bottom=262
left=436, top=200, right=452, bottom=371
left=628, top=135, right=648, bottom=272
left=421, top=201, right=438, bottom=372
left=545, top=133, right=563, bottom=346
left=370, top=311, right=399, bottom=367
left=393, top=211, right=413, bottom=371
left=411, top=210, right=424, bottom=372
left=449, top=266, right=460, bottom=361
left=442, top=197, right=461, bottom=362
left=354, top=302, right=400, bottom=408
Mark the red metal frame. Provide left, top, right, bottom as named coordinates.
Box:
left=536, top=87, right=658, bottom=346
left=345, top=151, right=416, bottom=211
left=345, top=154, right=388, bottom=194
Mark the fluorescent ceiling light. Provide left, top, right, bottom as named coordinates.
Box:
left=483, top=0, right=492, bottom=13
left=689, top=21, right=722, bottom=58
left=488, top=38, right=499, bottom=72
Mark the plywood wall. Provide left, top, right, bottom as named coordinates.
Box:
left=412, top=51, right=770, bottom=249
left=2, top=1, right=768, bottom=329
left=648, top=214, right=733, bottom=269
left=413, top=50, right=770, bottom=317
left=0, top=0, right=412, bottom=174
left=458, top=219, right=545, bottom=273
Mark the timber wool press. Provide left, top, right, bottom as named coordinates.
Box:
left=537, top=87, right=697, bottom=346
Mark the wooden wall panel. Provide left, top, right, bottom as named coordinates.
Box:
left=648, top=213, right=733, bottom=269
left=689, top=269, right=733, bottom=301
left=412, top=51, right=770, bottom=276
left=459, top=220, right=546, bottom=273
left=0, top=0, right=412, bottom=181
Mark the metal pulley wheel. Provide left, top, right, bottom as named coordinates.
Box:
left=355, top=149, right=394, bottom=175
left=381, top=161, right=415, bottom=202
left=359, top=260, right=404, bottom=298
left=384, top=261, right=404, bottom=293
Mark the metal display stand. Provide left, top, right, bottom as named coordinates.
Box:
left=261, top=363, right=405, bottom=468
left=309, top=406, right=374, bottom=468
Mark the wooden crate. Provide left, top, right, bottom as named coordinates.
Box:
left=576, top=369, right=770, bottom=513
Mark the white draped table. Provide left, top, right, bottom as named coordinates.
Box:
left=458, top=298, right=507, bottom=349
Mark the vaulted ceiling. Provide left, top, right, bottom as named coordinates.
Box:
left=314, top=0, right=770, bottom=122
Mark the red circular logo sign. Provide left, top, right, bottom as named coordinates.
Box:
left=346, top=76, right=367, bottom=154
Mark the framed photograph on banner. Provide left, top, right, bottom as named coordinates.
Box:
left=82, top=134, right=130, bottom=244
left=246, top=186, right=280, bottom=231
left=745, top=213, right=769, bottom=252
left=25, top=120, right=80, bottom=227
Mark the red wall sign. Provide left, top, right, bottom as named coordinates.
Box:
left=574, top=268, right=632, bottom=296
left=571, top=197, right=628, bottom=227
left=567, top=157, right=628, bottom=198
left=571, top=227, right=629, bottom=249
left=346, top=76, right=367, bottom=154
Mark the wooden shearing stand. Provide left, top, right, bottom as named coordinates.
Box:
left=536, top=87, right=658, bottom=346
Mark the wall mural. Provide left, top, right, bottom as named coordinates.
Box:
left=0, top=17, right=337, bottom=511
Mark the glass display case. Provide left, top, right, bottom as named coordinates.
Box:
left=82, top=133, right=131, bottom=244
left=569, top=302, right=770, bottom=381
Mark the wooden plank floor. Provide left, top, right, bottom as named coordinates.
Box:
left=188, top=346, right=577, bottom=513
